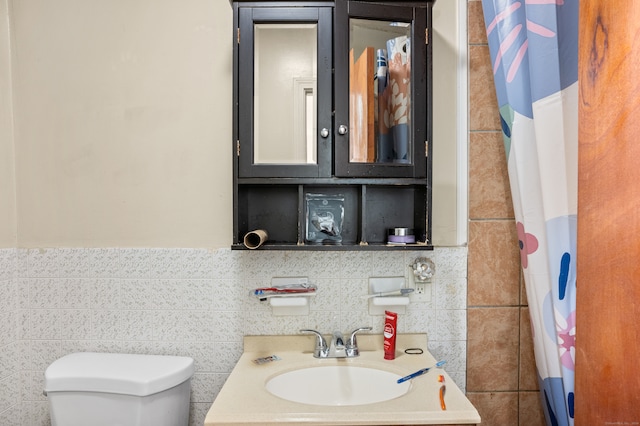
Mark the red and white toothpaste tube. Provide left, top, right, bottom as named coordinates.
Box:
left=384, top=310, right=398, bottom=360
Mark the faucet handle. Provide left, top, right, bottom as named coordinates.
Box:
left=300, top=329, right=327, bottom=357
left=346, top=326, right=372, bottom=350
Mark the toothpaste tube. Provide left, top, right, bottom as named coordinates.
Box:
left=253, top=355, right=281, bottom=365
left=384, top=310, right=398, bottom=360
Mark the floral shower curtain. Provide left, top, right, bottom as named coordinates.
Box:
left=481, top=1, right=578, bottom=425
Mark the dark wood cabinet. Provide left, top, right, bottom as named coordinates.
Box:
left=232, top=0, right=435, bottom=250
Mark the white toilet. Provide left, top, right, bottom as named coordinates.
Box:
left=44, top=352, right=195, bottom=426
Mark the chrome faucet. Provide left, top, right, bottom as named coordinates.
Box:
left=329, top=331, right=346, bottom=357
left=301, top=327, right=372, bottom=358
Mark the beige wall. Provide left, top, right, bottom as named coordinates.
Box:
left=0, top=0, right=16, bottom=248
left=11, top=0, right=233, bottom=248
left=7, top=0, right=461, bottom=248
left=432, top=0, right=464, bottom=246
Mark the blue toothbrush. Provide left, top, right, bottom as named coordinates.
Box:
left=397, top=360, right=446, bottom=384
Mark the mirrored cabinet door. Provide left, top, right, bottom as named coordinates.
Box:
left=236, top=6, right=333, bottom=178
left=334, top=0, right=430, bottom=178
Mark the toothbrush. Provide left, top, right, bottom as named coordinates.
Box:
left=438, top=374, right=447, bottom=410
left=251, top=284, right=317, bottom=300
left=253, top=283, right=316, bottom=296
left=253, top=287, right=316, bottom=295
left=397, top=360, right=446, bottom=384
left=361, top=288, right=415, bottom=299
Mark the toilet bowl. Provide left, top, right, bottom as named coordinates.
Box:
left=44, top=352, right=195, bottom=426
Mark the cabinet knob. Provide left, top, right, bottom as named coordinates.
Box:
left=338, top=124, right=348, bottom=135
left=320, top=128, right=329, bottom=138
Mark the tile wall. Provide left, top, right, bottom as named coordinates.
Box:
left=0, top=249, right=19, bottom=425
left=466, top=1, right=545, bottom=425
left=0, top=247, right=467, bottom=426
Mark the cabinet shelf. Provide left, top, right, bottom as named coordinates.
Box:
left=234, top=182, right=431, bottom=249
left=231, top=242, right=433, bottom=251
left=237, top=177, right=428, bottom=186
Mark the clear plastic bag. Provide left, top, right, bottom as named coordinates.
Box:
left=305, top=193, right=345, bottom=245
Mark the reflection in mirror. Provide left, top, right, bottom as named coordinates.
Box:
left=254, top=24, right=317, bottom=164
left=349, top=19, right=411, bottom=164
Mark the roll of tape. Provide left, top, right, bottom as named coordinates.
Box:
left=388, top=227, right=414, bottom=236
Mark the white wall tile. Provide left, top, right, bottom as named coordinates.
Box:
left=211, top=279, right=246, bottom=311
left=19, top=400, right=49, bottom=426
left=26, top=249, right=60, bottom=278
left=180, top=279, right=214, bottom=310
left=57, top=248, right=92, bottom=278
left=120, top=310, right=154, bottom=341
left=0, top=403, right=20, bottom=426
left=0, top=310, right=16, bottom=347
left=190, top=373, right=226, bottom=403
left=429, top=247, right=468, bottom=278
left=20, top=370, right=46, bottom=402
left=58, top=278, right=91, bottom=309
left=338, top=251, right=373, bottom=279
left=0, top=249, right=15, bottom=280
left=435, top=277, right=467, bottom=310
left=119, top=248, right=151, bottom=278
left=310, top=278, right=341, bottom=311
left=88, top=248, right=120, bottom=278
left=211, top=341, right=243, bottom=372
left=15, top=250, right=28, bottom=279
left=149, top=248, right=184, bottom=278
left=370, top=251, right=407, bottom=277
left=189, top=402, right=212, bottom=426
left=307, top=310, right=341, bottom=334
left=89, top=278, right=121, bottom=309
left=181, top=249, right=213, bottom=279
left=29, top=279, right=61, bottom=309
left=28, top=310, right=60, bottom=340
left=91, top=310, right=121, bottom=340
left=59, top=310, right=92, bottom=340
left=0, top=342, right=21, bottom=380
left=340, top=278, right=368, bottom=312
left=212, top=311, right=244, bottom=342
left=5, top=246, right=468, bottom=423
left=339, top=310, right=373, bottom=333
left=435, top=309, right=468, bottom=341
left=119, top=279, right=156, bottom=310
left=402, top=308, right=436, bottom=336
left=28, top=340, right=62, bottom=371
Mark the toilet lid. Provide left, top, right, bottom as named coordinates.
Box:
left=44, top=352, right=195, bottom=397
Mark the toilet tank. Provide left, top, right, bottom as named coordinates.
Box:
left=45, top=352, right=195, bottom=426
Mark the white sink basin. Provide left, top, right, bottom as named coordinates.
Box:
left=265, top=365, right=411, bottom=406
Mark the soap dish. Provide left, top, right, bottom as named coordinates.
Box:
left=371, top=296, right=410, bottom=307
left=269, top=294, right=315, bottom=316
left=367, top=277, right=410, bottom=315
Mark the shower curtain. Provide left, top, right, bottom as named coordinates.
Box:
left=481, top=1, right=578, bottom=425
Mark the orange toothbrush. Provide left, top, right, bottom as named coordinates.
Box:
left=438, top=374, right=446, bottom=410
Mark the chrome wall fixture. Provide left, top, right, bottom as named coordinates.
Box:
left=411, top=257, right=435, bottom=282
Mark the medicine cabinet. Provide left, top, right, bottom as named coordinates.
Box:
left=232, top=0, right=435, bottom=250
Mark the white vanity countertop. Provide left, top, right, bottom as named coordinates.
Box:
left=204, top=334, right=481, bottom=425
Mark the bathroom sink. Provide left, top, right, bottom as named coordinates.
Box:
left=265, top=366, right=411, bottom=406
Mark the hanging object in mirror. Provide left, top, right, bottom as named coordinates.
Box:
left=411, top=257, right=435, bottom=282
